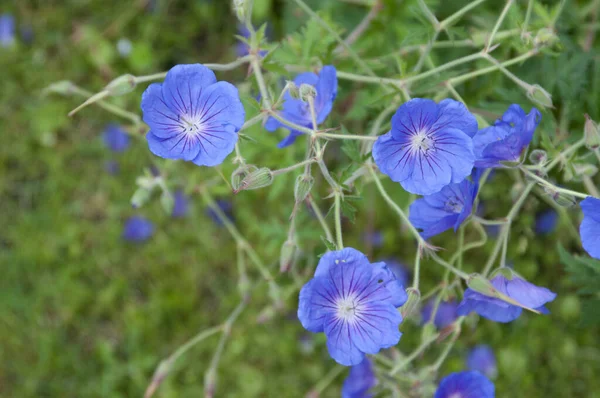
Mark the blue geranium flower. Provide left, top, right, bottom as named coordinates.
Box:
left=409, top=179, right=478, bottom=239
left=456, top=274, right=556, bottom=323
left=535, top=209, right=558, bottom=235
left=141, top=64, right=245, bottom=166
left=172, top=190, right=189, bottom=218
left=435, top=371, right=495, bottom=398
left=373, top=98, right=478, bottom=195
left=298, top=248, right=407, bottom=366
left=473, top=105, right=541, bottom=168
left=382, top=258, right=411, bottom=287
left=123, top=216, right=154, bottom=243
left=206, top=199, right=234, bottom=226
left=421, top=299, right=458, bottom=329
left=467, top=345, right=497, bottom=379
left=265, top=66, right=337, bottom=148
left=103, top=124, right=130, bottom=152
left=580, top=196, right=600, bottom=259
left=342, top=358, right=377, bottom=398
left=0, top=14, right=15, bottom=47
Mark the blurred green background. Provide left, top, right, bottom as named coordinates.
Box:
left=1, top=0, right=600, bottom=397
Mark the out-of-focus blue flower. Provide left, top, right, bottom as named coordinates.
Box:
left=456, top=274, right=556, bottom=323
left=172, top=190, right=189, bottom=218
left=117, top=38, right=132, bottom=57
left=409, top=179, right=478, bottom=239
left=141, top=64, right=245, bottom=166
left=265, top=66, right=337, bottom=148
left=123, top=216, right=154, bottom=243
left=434, top=371, right=495, bottom=398
left=297, top=248, right=407, bottom=366
left=580, top=196, right=600, bottom=259
left=206, top=199, right=233, bottom=226
left=421, top=300, right=458, bottom=329
left=535, top=209, right=558, bottom=235
left=20, top=25, right=33, bottom=44
left=0, top=14, right=15, bottom=48
left=342, top=358, right=377, bottom=398
left=473, top=105, right=541, bottom=168
left=103, top=124, right=130, bottom=152
left=467, top=345, right=497, bottom=379
left=235, top=24, right=267, bottom=57
left=104, top=160, right=120, bottom=175
left=373, top=98, right=478, bottom=195
left=382, top=258, right=411, bottom=287
left=362, top=230, right=384, bottom=248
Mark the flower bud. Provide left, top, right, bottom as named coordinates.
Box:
left=233, top=167, right=274, bottom=193
left=286, top=80, right=300, bottom=100
left=533, top=28, right=558, bottom=48
left=543, top=186, right=577, bottom=208
left=401, top=287, right=420, bottom=318
left=526, top=84, right=553, bottom=109
left=105, top=74, right=136, bottom=96
left=279, top=240, right=297, bottom=273
left=131, top=187, right=151, bottom=208
left=232, top=0, right=248, bottom=23
left=528, top=149, right=547, bottom=165
left=467, top=273, right=498, bottom=297
left=584, top=114, right=600, bottom=150
left=231, top=165, right=257, bottom=191
left=294, top=174, right=314, bottom=203
left=42, top=80, right=75, bottom=96
left=299, top=84, right=317, bottom=102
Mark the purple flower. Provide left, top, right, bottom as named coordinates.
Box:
left=434, top=371, right=495, bottom=398
left=141, top=64, right=245, bottom=166
left=409, top=179, right=478, bottom=239
left=172, top=190, right=189, bottom=218
left=382, top=258, right=411, bottom=287
left=421, top=300, right=458, bottom=329
left=456, top=274, right=556, bottom=323
left=103, top=124, right=130, bottom=152
left=123, top=216, right=154, bottom=243
left=265, top=66, right=337, bottom=148
left=342, top=358, right=377, bottom=398
left=0, top=14, right=15, bottom=48
left=362, top=231, right=384, bottom=248
left=580, top=196, right=600, bottom=259
left=206, top=199, right=234, bottom=226
left=297, top=248, right=407, bottom=366
left=373, top=98, right=478, bottom=195
left=535, top=209, right=558, bottom=235
left=467, top=345, right=497, bottom=379
left=473, top=105, right=541, bottom=168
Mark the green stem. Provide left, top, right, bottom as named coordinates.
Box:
left=484, top=0, right=514, bottom=52
left=520, top=168, right=589, bottom=199
left=389, top=332, right=439, bottom=375
left=272, top=159, right=316, bottom=176
left=439, top=0, right=488, bottom=30
left=413, top=247, right=421, bottom=289
left=448, top=50, right=537, bottom=86
left=308, top=196, right=334, bottom=243
left=334, top=192, right=344, bottom=250
left=317, top=132, right=378, bottom=141
left=429, top=253, right=470, bottom=280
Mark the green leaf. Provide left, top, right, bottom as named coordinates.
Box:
left=320, top=236, right=337, bottom=252
left=340, top=200, right=357, bottom=224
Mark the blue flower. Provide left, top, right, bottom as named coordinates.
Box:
left=0, top=14, right=15, bottom=48
left=265, top=66, right=337, bottom=148
left=297, top=248, right=407, bottom=366
left=580, top=196, right=600, bottom=259
left=535, top=209, right=558, bottom=235
left=362, top=231, right=384, bottom=248
left=467, top=345, right=497, bottom=379
left=434, top=371, right=495, bottom=398
left=172, top=190, right=189, bottom=218
left=408, top=179, right=478, bottom=239
left=456, top=274, right=556, bottom=323
left=342, top=358, right=377, bottom=398
left=141, top=64, right=245, bottom=166
left=473, top=105, right=541, bottom=168
left=206, top=199, right=234, bottom=226
left=373, top=98, right=478, bottom=195
left=103, top=124, right=130, bottom=152
left=123, top=216, right=154, bottom=243
left=382, top=258, right=411, bottom=287
left=421, top=300, right=458, bottom=329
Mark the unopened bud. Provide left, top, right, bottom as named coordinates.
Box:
left=279, top=240, right=297, bottom=273
left=543, top=186, right=577, bottom=208
left=233, top=167, right=273, bottom=193
left=286, top=81, right=300, bottom=100
left=564, top=163, right=598, bottom=181
left=526, top=84, right=553, bottom=108
left=584, top=114, right=600, bottom=150
left=105, top=74, right=136, bottom=96
left=42, top=80, right=75, bottom=96
left=529, top=149, right=547, bottom=165
left=231, top=165, right=257, bottom=191
left=232, top=0, right=248, bottom=23
left=131, top=187, right=151, bottom=208
left=294, top=174, right=314, bottom=203
left=467, top=273, right=498, bottom=297
left=492, top=267, right=515, bottom=280
left=401, top=287, right=420, bottom=318
left=533, top=28, right=558, bottom=48
left=299, top=84, right=317, bottom=102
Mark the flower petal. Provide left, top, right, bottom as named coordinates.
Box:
left=162, top=64, right=217, bottom=116
left=324, top=314, right=365, bottom=366
left=505, top=277, right=556, bottom=309
left=147, top=131, right=201, bottom=161
left=390, top=98, right=439, bottom=141
left=433, top=99, right=479, bottom=138
left=315, top=65, right=338, bottom=123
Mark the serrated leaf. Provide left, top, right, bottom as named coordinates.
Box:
left=321, top=236, right=337, bottom=252
left=340, top=200, right=357, bottom=224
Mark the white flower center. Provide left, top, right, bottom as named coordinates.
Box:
left=411, top=131, right=435, bottom=156
left=180, top=115, right=205, bottom=137
left=448, top=394, right=463, bottom=398
left=444, top=196, right=464, bottom=213
left=336, top=295, right=360, bottom=322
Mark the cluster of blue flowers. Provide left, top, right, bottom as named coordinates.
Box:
left=135, top=62, right=600, bottom=397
